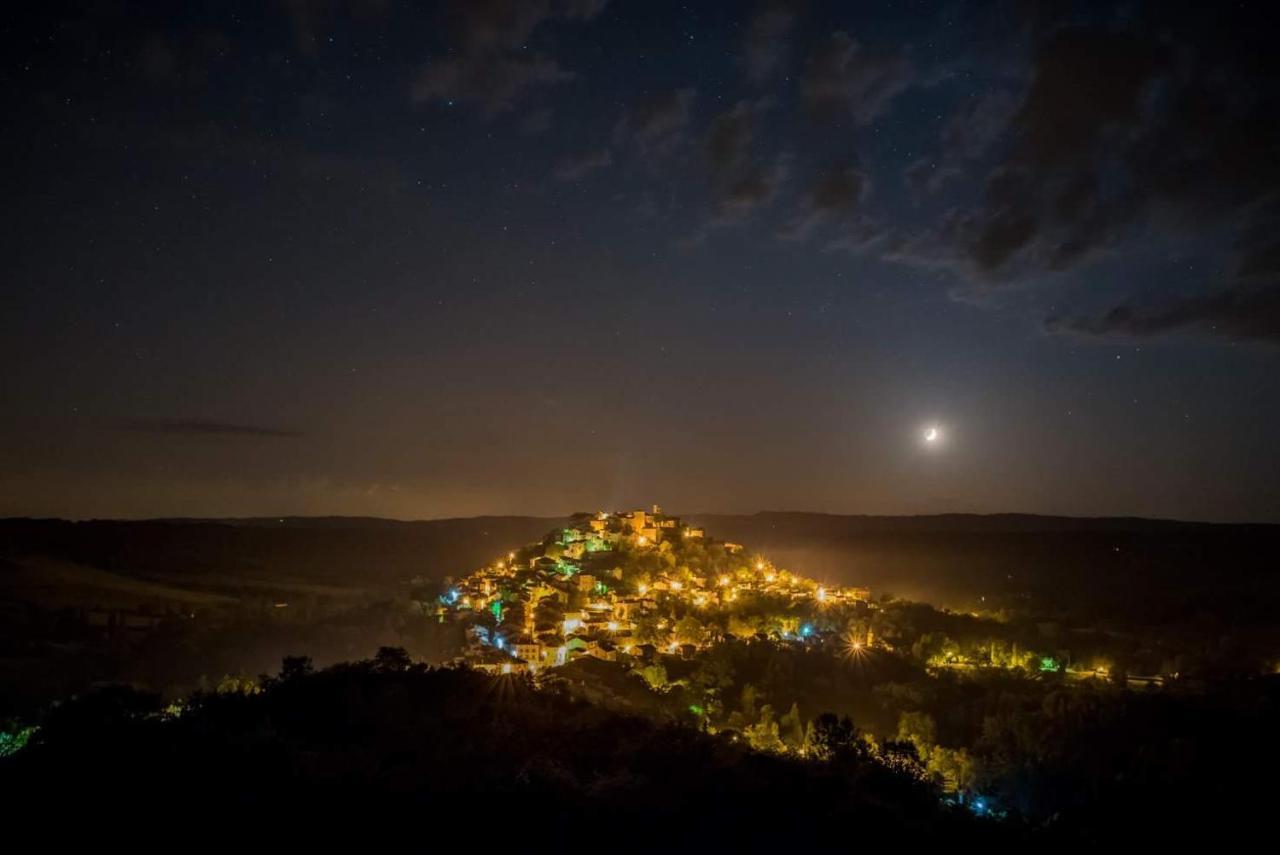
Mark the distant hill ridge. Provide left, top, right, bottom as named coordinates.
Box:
left=691, top=511, right=1275, bottom=533
left=11, top=510, right=1265, bottom=531
left=3, top=510, right=1279, bottom=620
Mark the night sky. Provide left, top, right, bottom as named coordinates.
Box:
left=4, top=1, right=1279, bottom=522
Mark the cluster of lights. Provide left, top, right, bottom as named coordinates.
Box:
left=440, top=520, right=876, bottom=676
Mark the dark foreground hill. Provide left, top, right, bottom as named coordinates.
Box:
left=0, top=659, right=1002, bottom=843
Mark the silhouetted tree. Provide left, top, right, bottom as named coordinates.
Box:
left=373, top=646, right=412, bottom=672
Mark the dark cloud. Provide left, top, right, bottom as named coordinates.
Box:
left=780, top=164, right=867, bottom=240
left=411, top=0, right=607, bottom=114
left=862, top=6, right=1280, bottom=346
left=704, top=101, right=787, bottom=223
left=554, top=147, right=613, bottom=180
left=1046, top=287, right=1280, bottom=343
left=121, top=419, right=303, bottom=438
left=800, top=31, right=913, bottom=124
left=940, top=89, right=1018, bottom=161
left=706, top=101, right=755, bottom=175
left=613, top=88, right=696, bottom=156
left=961, top=13, right=1275, bottom=290
left=742, top=1, right=798, bottom=83
left=714, top=158, right=790, bottom=223
left=949, top=27, right=1166, bottom=279
left=1047, top=203, right=1280, bottom=344
left=1014, top=28, right=1163, bottom=169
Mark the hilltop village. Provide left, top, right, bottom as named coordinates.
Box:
left=437, top=506, right=872, bottom=673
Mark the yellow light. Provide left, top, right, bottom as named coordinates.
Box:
left=637, top=535, right=648, bottom=546
left=765, top=572, right=776, bottom=583
left=756, top=561, right=765, bottom=571
left=852, top=641, right=862, bottom=651
left=718, top=575, right=730, bottom=587
left=508, top=551, right=516, bottom=561
left=638, top=583, right=648, bottom=595
left=816, top=587, right=827, bottom=602
left=501, top=663, right=513, bottom=674
left=670, top=580, right=682, bottom=591
left=607, top=621, right=618, bottom=631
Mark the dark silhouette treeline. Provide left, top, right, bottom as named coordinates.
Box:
left=1, top=653, right=1004, bottom=843
left=6, top=651, right=1276, bottom=843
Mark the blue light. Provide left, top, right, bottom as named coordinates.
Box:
left=495, top=637, right=505, bottom=650
left=800, top=624, right=813, bottom=637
